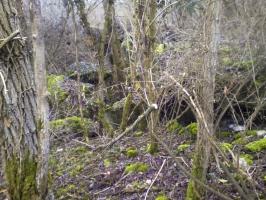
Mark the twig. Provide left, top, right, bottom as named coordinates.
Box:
left=0, top=71, right=8, bottom=95
left=72, top=139, right=95, bottom=150
left=0, top=30, right=20, bottom=49
left=144, top=159, right=166, bottom=200
left=96, top=104, right=158, bottom=151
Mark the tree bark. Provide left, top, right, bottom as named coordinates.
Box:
left=0, top=0, right=49, bottom=199
left=30, top=0, right=50, bottom=198
left=134, top=0, right=158, bottom=153
left=186, top=0, right=220, bottom=199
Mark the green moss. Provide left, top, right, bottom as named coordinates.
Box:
left=72, top=146, right=87, bottom=154
left=232, top=137, right=249, bottom=145
left=69, top=163, right=85, bottom=177
left=49, top=156, right=57, bottom=167
left=185, top=122, right=198, bottom=135
left=104, top=159, right=112, bottom=168
left=96, top=99, right=113, bottom=136
left=234, top=130, right=257, bottom=140
left=125, top=162, right=149, bottom=174
left=155, top=43, right=166, bottom=54
left=5, top=152, right=38, bottom=200
left=234, top=132, right=243, bottom=140
left=47, top=75, right=67, bottom=102
left=217, top=131, right=231, bottom=139
left=245, top=138, right=266, bottom=152
left=134, top=131, right=143, bottom=137
left=245, top=130, right=257, bottom=137
left=186, top=180, right=195, bottom=200
left=255, top=74, right=266, bottom=88
left=56, top=184, right=78, bottom=198
left=221, top=57, right=233, bottom=66
left=155, top=193, right=169, bottom=200
left=126, top=147, right=138, bottom=158
left=220, top=142, right=233, bottom=152
left=185, top=150, right=204, bottom=200
left=177, top=144, right=190, bottom=152
left=146, top=143, right=158, bottom=154
left=240, top=154, right=253, bottom=165
left=50, top=116, right=92, bottom=134
left=219, top=46, right=232, bottom=55
left=166, top=120, right=183, bottom=134
left=232, top=60, right=253, bottom=70
left=124, top=180, right=148, bottom=192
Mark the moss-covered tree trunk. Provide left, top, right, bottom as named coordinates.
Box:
left=0, top=0, right=49, bottom=199
left=186, top=0, right=220, bottom=199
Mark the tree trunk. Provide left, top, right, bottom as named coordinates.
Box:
left=134, top=0, right=158, bottom=153
left=30, top=0, right=50, bottom=198
left=186, top=0, right=220, bottom=199
left=108, top=0, right=125, bottom=83
left=0, top=0, right=50, bottom=199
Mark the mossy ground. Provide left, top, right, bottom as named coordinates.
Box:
left=2, top=126, right=265, bottom=199
left=48, top=130, right=191, bottom=199
left=45, top=126, right=266, bottom=199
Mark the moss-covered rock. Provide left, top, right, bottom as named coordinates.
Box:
left=47, top=75, right=68, bottom=102
left=166, top=120, right=183, bottom=134
left=50, top=116, right=93, bottom=135
left=67, top=61, right=112, bottom=84
left=125, top=162, right=149, bottom=174
left=220, top=142, right=233, bottom=152
left=245, top=138, right=266, bottom=152
left=185, top=122, right=198, bottom=136
left=245, top=130, right=257, bottom=137
left=232, top=136, right=249, bottom=145
left=240, top=154, right=253, bottom=165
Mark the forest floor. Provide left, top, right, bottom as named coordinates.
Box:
left=0, top=128, right=266, bottom=200
left=48, top=129, right=266, bottom=200
left=49, top=130, right=189, bottom=200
